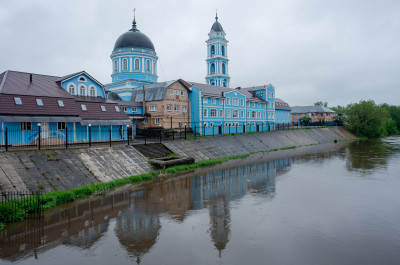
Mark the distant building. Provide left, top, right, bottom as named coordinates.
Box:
left=274, top=98, right=291, bottom=124
left=291, top=106, right=337, bottom=122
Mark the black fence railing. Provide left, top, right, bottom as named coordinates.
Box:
left=0, top=191, right=44, bottom=221
left=0, top=127, right=133, bottom=151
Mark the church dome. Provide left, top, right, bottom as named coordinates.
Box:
left=211, top=14, right=224, bottom=32
left=114, top=20, right=155, bottom=51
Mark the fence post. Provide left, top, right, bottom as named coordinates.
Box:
left=127, top=126, right=130, bottom=146
left=89, top=125, right=92, bottom=147
left=5, top=127, right=8, bottom=151
left=184, top=124, right=187, bottom=140
left=38, top=125, right=41, bottom=150
left=144, top=131, right=147, bottom=145
left=203, top=125, right=205, bottom=136
left=66, top=127, right=68, bottom=149
left=109, top=127, right=112, bottom=147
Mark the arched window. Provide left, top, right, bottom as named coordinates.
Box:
left=89, top=86, right=96, bottom=97
left=211, top=80, right=215, bottom=85
left=134, top=59, right=140, bottom=71
left=210, top=45, right=215, bottom=56
left=79, top=85, right=86, bottom=96
left=122, top=59, right=128, bottom=71
left=221, top=45, right=225, bottom=56
left=210, top=63, right=215, bottom=74
left=68, top=84, right=76, bottom=95
left=78, top=76, right=87, bottom=82
left=114, top=60, right=118, bottom=72
left=222, top=63, right=226, bottom=74
left=223, top=80, right=227, bottom=87
left=146, top=60, right=151, bottom=72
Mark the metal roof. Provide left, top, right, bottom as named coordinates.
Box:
left=275, top=98, right=291, bottom=110
left=131, top=80, right=177, bottom=102
left=114, top=20, right=155, bottom=51
left=291, top=106, right=336, bottom=114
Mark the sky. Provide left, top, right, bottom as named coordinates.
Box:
left=0, top=0, right=399, bottom=107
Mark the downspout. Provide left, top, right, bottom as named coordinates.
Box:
left=142, top=86, right=146, bottom=124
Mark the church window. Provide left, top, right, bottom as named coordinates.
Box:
left=146, top=60, right=151, bottom=72
left=210, top=63, right=215, bottom=74
left=211, top=80, right=215, bottom=85
left=221, top=45, right=225, bottom=56
left=68, top=84, right=76, bottom=95
left=122, top=59, right=128, bottom=71
left=114, top=60, right=118, bottom=72
left=134, top=59, right=140, bottom=71
left=79, top=85, right=86, bottom=96
left=89, top=86, right=96, bottom=97
left=223, top=80, right=227, bottom=87
left=222, top=63, right=226, bottom=74
left=210, top=45, right=215, bottom=56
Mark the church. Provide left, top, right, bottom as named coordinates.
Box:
left=105, top=12, right=287, bottom=135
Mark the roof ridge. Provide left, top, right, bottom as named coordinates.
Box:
left=0, top=70, right=8, bottom=94
left=5, top=70, right=61, bottom=78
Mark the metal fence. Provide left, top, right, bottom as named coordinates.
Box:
left=0, top=127, right=133, bottom=151
left=0, top=191, right=43, bottom=220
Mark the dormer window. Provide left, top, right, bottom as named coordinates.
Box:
left=78, top=76, right=87, bottom=82
left=81, top=104, right=87, bottom=111
left=68, top=84, right=76, bottom=95
left=115, top=106, right=120, bottom=112
left=89, top=86, right=96, bottom=97
left=58, top=100, right=64, bottom=107
left=14, top=97, right=22, bottom=106
left=101, top=105, right=106, bottom=112
left=36, top=98, right=44, bottom=107
left=79, top=85, right=86, bottom=96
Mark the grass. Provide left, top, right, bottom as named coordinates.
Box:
left=47, top=154, right=61, bottom=161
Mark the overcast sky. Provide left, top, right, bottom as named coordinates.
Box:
left=1, top=0, right=399, bottom=106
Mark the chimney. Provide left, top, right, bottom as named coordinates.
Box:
left=236, top=87, right=241, bottom=90
left=29, top=74, right=32, bottom=83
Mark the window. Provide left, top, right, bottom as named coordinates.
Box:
left=240, top=99, right=244, bottom=106
left=271, top=113, right=274, bottom=119
left=174, top=105, right=180, bottom=111
left=211, top=98, right=216, bottom=104
left=170, top=89, right=173, bottom=95
left=272, top=92, right=274, bottom=98
left=114, top=60, right=118, bottom=72
left=222, top=63, right=226, bottom=74
left=210, top=63, right=215, bottom=74
left=155, top=118, right=159, bottom=125
left=81, top=104, right=87, bottom=111
left=258, top=112, right=261, bottom=119
left=219, top=109, right=223, bottom=118
left=89, top=86, right=96, bottom=97
left=134, top=59, right=140, bottom=70
left=58, top=122, right=66, bottom=130
left=58, top=100, right=64, bottom=107
left=252, top=111, right=256, bottom=118
left=181, top=91, right=184, bottom=96
left=175, top=90, right=179, bottom=95
left=211, top=80, right=215, bottom=85
left=210, top=45, right=215, bottom=56
left=226, top=98, right=231, bottom=105
left=249, top=102, right=252, bottom=107
left=255, top=103, right=258, bottom=108
left=36, top=98, right=44, bottom=107
left=122, top=58, right=128, bottom=71
left=210, top=109, right=217, bottom=117
left=182, top=106, right=187, bottom=112
left=268, top=92, right=271, bottom=98
left=247, top=102, right=250, bottom=107
left=203, top=109, right=208, bottom=117
left=21, top=122, right=32, bottom=131
left=233, top=110, right=238, bottom=118
left=101, top=105, right=106, bottom=112
left=132, top=107, right=137, bottom=112
left=223, top=80, right=227, bottom=87
left=219, top=98, right=224, bottom=105
left=144, top=119, right=149, bottom=124
left=263, top=112, right=266, bottom=119
left=115, top=106, right=120, bottom=112
left=79, top=85, right=86, bottom=96
left=221, top=45, right=225, bottom=56
left=204, top=122, right=208, bottom=128
left=227, top=109, right=231, bottom=118
left=210, top=122, right=214, bottom=128
left=232, top=98, right=238, bottom=106
left=241, top=110, right=244, bottom=118
left=68, top=84, right=75, bottom=95
left=149, top=105, right=157, bottom=111
left=247, top=111, right=250, bottom=118
left=121, top=106, right=127, bottom=112
left=146, top=60, right=151, bottom=72
left=167, top=105, right=172, bottom=111
left=271, top=103, right=274, bottom=108
left=78, top=76, right=86, bottom=82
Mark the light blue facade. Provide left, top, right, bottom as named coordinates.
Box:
left=275, top=109, right=291, bottom=124
left=60, top=72, right=105, bottom=98
left=205, top=14, right=230, bottom=87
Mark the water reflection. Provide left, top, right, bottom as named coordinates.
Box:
left=0, top=158, right=291, bottom=263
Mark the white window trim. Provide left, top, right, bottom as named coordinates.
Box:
left=210, top=108, right=217, bottom=118
left=203, top=109, right=208, bottom=117
left=167, top=105, right=172, bottom=111
left=89, top=85, right=96, bottom=97
left=155, top=118, right=160, bottom=124
left=67, top=83, right=76, bottom=95
left=149, top=105, right=157, bottom=111
left=78, top=76, right=87, bottom=82
left=122, top=58, right=128, bottom=71
left=79, top=84, right=87, bottom=96
left=134, top=58, right=140, bottom=71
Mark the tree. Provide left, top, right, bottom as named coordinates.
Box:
left=314, top=101, right=328, bottom=107
left=346, top=100, right=391, bottom=137
left=380, top=103, right=400, bottom=131
left=330, top=105, right=346, bottom=115
left=300, top=116, right=312, bottom=125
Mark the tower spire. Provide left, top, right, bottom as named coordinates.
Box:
left=215, top=9, right=218, bottom=21
left=131, top=8, right=137, bottom=31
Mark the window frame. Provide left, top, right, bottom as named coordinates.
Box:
left=58, top=100, right=64, bottom=108
left=210, top=108, right=217, bottom=118
left=81, top=104, right=87, bottom=111
left=203, top=108, right=208, bottom=117
left=36, top=98, right=44, bottom=107
left=115, top=106, right=121, bottom=112
left=149, top=105, right=157, bottom=112
left=101, top=105, right=107, bottom=112
left=134, top=59, right=140, bottom=71
left=57, top=122, right=66, bottom=130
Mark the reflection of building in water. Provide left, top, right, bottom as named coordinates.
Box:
left=209, top=196, right=230, bottom=257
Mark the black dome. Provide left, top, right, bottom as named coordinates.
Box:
left=114, top=21, right=155, bottom=51
left=211, top=21, right=224, bottom=32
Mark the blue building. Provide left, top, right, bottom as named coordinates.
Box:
left=274, top=98, right=291, bottom=125
left=0, top=70, right=132, bottom=147
left=205, top=13, right=230, bottom=87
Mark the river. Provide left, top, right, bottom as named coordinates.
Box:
left=1, top=136, right=400, bottom=265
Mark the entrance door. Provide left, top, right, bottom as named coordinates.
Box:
left=218, top=125, right=222, bottom=134
left=41, top=122, right=49, bottom=138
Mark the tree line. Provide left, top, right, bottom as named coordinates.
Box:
left=314, top=101, right=400, bottom=138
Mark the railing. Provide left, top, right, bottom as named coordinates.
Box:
left=0, top=191, right=43, bottom=221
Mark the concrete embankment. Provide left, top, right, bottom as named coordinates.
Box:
left=164, top=127, right=356, bottom=161
left=0, top=127, right=356, bottom=192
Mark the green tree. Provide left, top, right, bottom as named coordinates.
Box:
left=346, top=100, right=391, bottom=137
left=330, top=105, right=346, bottom=115
left=380, top=103, right=400, bottom=131
left=314, top=101, right=328, bottom=107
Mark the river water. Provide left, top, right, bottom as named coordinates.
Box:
left=1, top=137, right=400, bottom=265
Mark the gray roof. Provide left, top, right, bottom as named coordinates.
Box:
left=114, top=20, right=155, bottom=51
left=275, top=98, right=291, bottom=110
left=291, top=106, right=336, bottom=114
left=211, top=15, right=224, bottom=32
left=131, top=80, right=176, bottom=102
